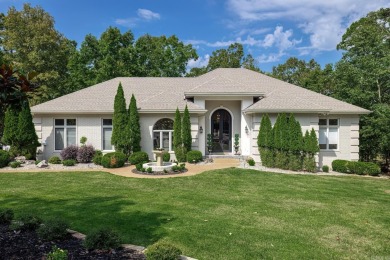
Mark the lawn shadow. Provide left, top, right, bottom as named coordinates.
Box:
left=1, top=195, right=170, bottom=245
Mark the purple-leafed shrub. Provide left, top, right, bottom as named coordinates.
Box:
left=60, top=145, right=79, bottom=161
left=77, top=145, right=95, bottom=163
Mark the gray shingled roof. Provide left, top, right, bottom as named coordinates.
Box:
left=31, top=68, right=370, bottom=115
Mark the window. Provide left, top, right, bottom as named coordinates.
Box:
left=102, top=119, right=113, bottom=151
left=55, top=119, right=76, bottom=150
left=153, top=118, right=174, bottom=151
left=319, top=119, right=339, bottom=150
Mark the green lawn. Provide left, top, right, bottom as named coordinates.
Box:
left=0, top=169, right=389, bottom=259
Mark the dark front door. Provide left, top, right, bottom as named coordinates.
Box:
left=211, top=109, right=232, bottom=152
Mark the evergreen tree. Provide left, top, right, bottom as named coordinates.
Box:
left=182, top=105, right=192, bottom=151
left=274, top=113, right=288, bottom=169
left=287, top=115, right=303, bottom=170
left=17, top=101, right=40, bottom=159
left=173, top=108, right=182, bottom=148
left=1, top=106, right=20, bottom=150
left=128, top=94, right=141, bottom=152
left=111, top=83, right=128, bottom=153
left=258, top=114, right=273, bottom=167
left=303, top=128, right=319, bottom=172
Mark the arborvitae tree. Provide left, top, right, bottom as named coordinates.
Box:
left=128, top=94, right=141, bottom=152
left=309, top=128, right=320, bottom=155
left=303, top=128, right=319, bottom=172
left=17, top=101, right=40, bottom=159
left=111, top=83, right=128, bottom=154
left=274, top=113, right=288, bottom=169
left=173, top=108, right=182, bottom=148
left=182, top=104, right=192, bottom=152
left=258, top=114, right=273, bottom=167
left=1, top=106, right=20, bottom=154
left=288, top=115, right=303, bottom=171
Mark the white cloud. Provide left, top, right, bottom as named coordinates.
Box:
left=187, top=54, right=210, bottom=68
left=257, top=52, right=285, bottom=63
left=115, top=18, right=137, bottom=27
left=226, top=0, right=390, bottom=51
left=137, top=9, right=160, bottom=20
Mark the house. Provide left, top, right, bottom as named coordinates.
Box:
left=31, top=68, right=370, bottom=167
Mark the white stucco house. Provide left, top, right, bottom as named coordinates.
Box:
left=31, top=68, right=369, bottom=167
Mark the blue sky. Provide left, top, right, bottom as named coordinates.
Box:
left=1, top=0, right=389, bottom=72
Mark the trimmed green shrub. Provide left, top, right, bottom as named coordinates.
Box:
left=0, top=208, right=14, bottom=224
left=92, top=150, right=103, bottom=165
left=364, top=162, right=381, bottom=176
left=186, top=150, right=202, bottom=163
left=62, top=159, right=76, bottom=166
left=332, top=160, right=349, bottom=173
left=135, top=163, right=143, bottom=171
left=77, top=145, right=95, bottom=163
left=141, top=167, right=146, bottom=172
left=48, top=156, right=61, bottom=164
left=247, top=158, right=255, bottom=166
left=101, top=152, right=127, bottom=168
left=14, top=213, right=42, bottom=231
left=80, top=136, right=87, bottom=146
left=84, top=228, right=121, bottom=250
left=37, top=218, right=69, bottom=241
left=163, top=152, right=170, bottom=162
left=174, top=146, right=187, bottom=163
left=60, top=145, right=78, bottom=161
left=0, top=150, right=10, bottom=168
left=322, top=165, right=329, bottom=173
left=47, top=246, right=68, bottom=260
left=147, top=167, right=153, bottom=173
left=10, top=161, right=21, bottom=168
left=129, top=151, right=149, bottom=165
left=179, top=163, right=186, bottom=171
left=145, top=241, right=182, bottom=260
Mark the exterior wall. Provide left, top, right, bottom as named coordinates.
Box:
left=251, top=113, right=360, bottom=169
left=34, top=113, right=200, bottom=161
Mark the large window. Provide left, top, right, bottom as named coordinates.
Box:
left=319, top=119, right=339, bottom=150
left=153, top=118, right=174, bottom=151
left=55, top=119, right=76, bottom=150
left=102, top=119, right=113, bottom=151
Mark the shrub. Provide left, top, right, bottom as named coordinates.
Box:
left=0, top=208, right=14, bottom=224
left=163, top=152, right=170, bottom=162
left=48, top=156, right=61, bottom=164
left=147, top=167, right=153, bottom=173
left=93, top=150, right=103, bottom=165
left=14, top=213, right=42, bottom=231
left=0, top=150, right=10, bottom=168
left=62, top=159, right=76, bottom=166
left=136, top=163, right=143, bottom=171
left=364, top=162, right=381, bottom=176
left=187, top=150, right=202, bottom=163
left=47, top=246, right=68, bottom=260
left=101, top=152, right=127, bottom=168
left=141, top=167, right=146, bottom=172
left=80, top=136, right=87, bottom=146
left=322, top=165, right=329, bottom=173
left=171, top=165, right=180, bottom=172
left=129, top=151, right=149, bottom=165
left=37, top=218, right=69, bottom=240
left=332, top=160, right=349, bottom=173
left=10, top=161, right=21, bottom=168
left=77, top=145, right=95, bottom=163
left=303, top=156, right=316, bottom=172
left=145, top=241, right=182, bottom=260
left=60, top=145, right=78, bottom=161
left=84, top=228, right=121, bottom=250
left=174, top=146, right=187, bottom=163
left=247, top=158, right=255, bottom=166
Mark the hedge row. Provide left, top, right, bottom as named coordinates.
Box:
left=332, top=160, right=380, bottom=176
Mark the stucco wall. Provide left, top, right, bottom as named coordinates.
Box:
left=251, top=113, right=360, bottom=169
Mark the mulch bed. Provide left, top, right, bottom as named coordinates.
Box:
left=0, top=224, right=145, bottom=260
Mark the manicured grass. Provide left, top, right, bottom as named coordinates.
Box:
left=0, top=169, right=389, bottom=259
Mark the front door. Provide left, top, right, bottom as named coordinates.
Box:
left=211, top=109, right=232, bottom=153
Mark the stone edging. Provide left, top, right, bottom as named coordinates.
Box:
left=67, top=229, right=197, bottom=260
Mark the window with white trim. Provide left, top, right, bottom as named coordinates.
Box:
left=102, top=119, right=113, bottom=151
left=153, top=118, right=174, bottom=151
left=55, top=119, right=76, bottom=150
left=319, top=119, right=339, bottom=150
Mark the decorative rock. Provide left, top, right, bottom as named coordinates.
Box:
left=36, top=160, right=48, bottom=168
left=15, top=156, right=26, bottom=163
left=24, top=160, right=36, bottom=165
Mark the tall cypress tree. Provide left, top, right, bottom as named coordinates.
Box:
left=1, top=106, right=20, bottom=154
left=173, top=108, right=182, bottom=148
left=258, top=114, right=273, bottom=167
left=182, top=104, right=192, bottom=151
left=128, top=94, right=141, bottom=152
left=17, top=101, right=40, bottom=159
left=111, top=82, right=128, bottom=153
left=287, top=114, right=303, bottom=170
left=303, top=128, right=319, bottom=172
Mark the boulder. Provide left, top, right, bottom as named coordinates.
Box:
left=36, top=160, right=48, bottom=168
left=15, top=156, right=26, bottom=164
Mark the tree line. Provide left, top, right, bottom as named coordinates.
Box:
left=0, top=4, right=389, bottom=164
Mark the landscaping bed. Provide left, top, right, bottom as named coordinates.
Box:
left=0, top=224, right=145, bottom=259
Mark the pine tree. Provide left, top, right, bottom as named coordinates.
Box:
left=182, top=104, right=192, bottom=151
left=128, top=94, right=141, bottom=152
left=111, top=83, right=128, bottom=153
left=17, top=101, right=40, bottom=159
left=173, top=108, right=182, bottom=148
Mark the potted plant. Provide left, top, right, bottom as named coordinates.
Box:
left=207, top=133, right=213, bottom=154
left=234, top=134, right=240, bottom=154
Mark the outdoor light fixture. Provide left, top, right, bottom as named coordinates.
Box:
left=245, top=126, right=249, bottom=134
left=199, top=126, right=203, bottom=134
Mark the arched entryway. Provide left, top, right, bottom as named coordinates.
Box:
left=211, top=109, right=232, bottom=153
